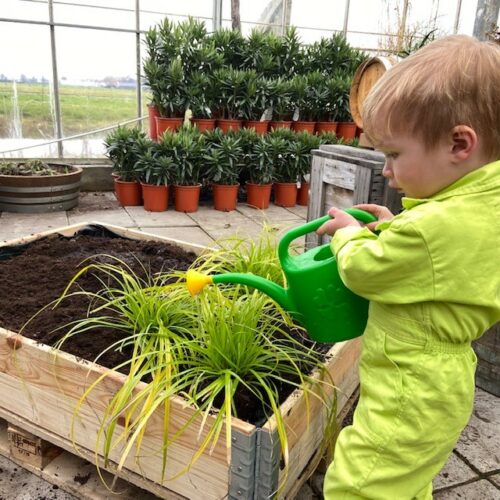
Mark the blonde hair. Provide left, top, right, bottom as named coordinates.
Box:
left=363, top=35, right=500, bottom=161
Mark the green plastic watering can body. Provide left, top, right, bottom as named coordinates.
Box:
left=213, top=208, right=377, bottom=343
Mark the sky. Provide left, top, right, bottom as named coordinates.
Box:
left=0, top=0, right=492, bottom=82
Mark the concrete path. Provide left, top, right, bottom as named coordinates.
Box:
left=0, top=192, right=498, bottom=499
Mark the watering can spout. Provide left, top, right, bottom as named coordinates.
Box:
left=186, top=269, right=295, bottom=311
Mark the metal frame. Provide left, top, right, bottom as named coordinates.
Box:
left=0, top=0, right=467, bottom=159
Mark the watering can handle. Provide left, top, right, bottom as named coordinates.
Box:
left=278, top=208, right=378, bottom=265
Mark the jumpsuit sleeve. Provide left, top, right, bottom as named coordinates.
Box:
left=330, top=220, right=435, bottom=303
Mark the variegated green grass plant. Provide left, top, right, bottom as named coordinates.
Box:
left=37, top=229, right=336, bottom=492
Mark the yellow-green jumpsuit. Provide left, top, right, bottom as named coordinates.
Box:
left=324, top=160, right=500, bottom=499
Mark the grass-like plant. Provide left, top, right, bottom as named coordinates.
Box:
left=41, top=231, right=337, bottom=492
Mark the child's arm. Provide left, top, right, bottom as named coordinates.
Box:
left=319, top=207, right=434, bottom=304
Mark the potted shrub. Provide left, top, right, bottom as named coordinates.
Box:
left=290, top=131, right=321, bottom=206
left=213, top=68, right=246, bottom=133
left=335, top=74, right=357, bottom=140
left=266, top=130, right=298, bottom=207
left=268, top=78, right=294, bottom=130
left=135, top=142, right=175, bottom=212
left=0, top=160, right=82, bottom=213
left=315, top=75, right=343, bottom=134
left=143, top=27, right=162, bottom=140
left=104, top=127, right=148, bottom=206
left=186, top=73, right=216, bottom=132
left=241, top=72, right=270, bottom=135
left=290, top=74, right=318, bottom=134
left=160, top=126, right=205, bottom=212
left=155, top=58, right=187, bottom=136
left=203, top=134, right=243, bottom=211
left=245, top=135, right=275, bottom=209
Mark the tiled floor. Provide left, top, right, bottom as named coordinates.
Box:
left=0, top=192, right=498, bottom=499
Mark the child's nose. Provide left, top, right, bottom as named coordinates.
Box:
left=382, top=162, right=392, bottom=177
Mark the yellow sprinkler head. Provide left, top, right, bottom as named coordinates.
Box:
left=186, top=269, right=213, bottom=296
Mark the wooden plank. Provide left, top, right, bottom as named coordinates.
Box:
left=261, top=338, right=361, bottom=498
left=323, top=159, right=357, bottom=190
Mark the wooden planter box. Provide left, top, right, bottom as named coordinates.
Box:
left=0, top=222, right=361, bottom=499
left=307, top=145, right=403, bottom=248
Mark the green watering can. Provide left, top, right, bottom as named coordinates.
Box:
left=186, top=208, right=377, bottom=343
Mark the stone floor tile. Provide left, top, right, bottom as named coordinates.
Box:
left=489, top=473, right=500, bottom=488
left=434, top=479, right=500, bottom=499
left=236, top=203, right=306, bottom=221
left=125, top=206, right=197, bottom=227
left=68, top=208, right=136, bottom=228
left=454, top=388, right=500, bottom=473
left=286, top=204, right=308, bottom=218
left=433, top=452, right=478, bottom=489
left=73, top=191, right=119, bottom=211
left=137, top=226, right=215, bottom=248
left=0, top=211, right=69, bottom=242
left=187, top=204, right=251, bottom=228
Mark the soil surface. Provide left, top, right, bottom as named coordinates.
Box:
left=0, top=228, right=196, bottom=371
left=0, top=228, right=329, bottom=425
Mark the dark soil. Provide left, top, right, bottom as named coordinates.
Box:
left=0, top=227, right=330, bottom=425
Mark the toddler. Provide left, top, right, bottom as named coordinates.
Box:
left=317, top=35, right=500, bottom=499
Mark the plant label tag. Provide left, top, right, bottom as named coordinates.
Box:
left=263, top=107, right=273, bottom=121
left=292, top=107, right=300, bottom=121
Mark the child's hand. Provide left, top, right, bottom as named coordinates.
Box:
left=316, top=207, right=362, bottom=236
left=354, top=203, right=394, bottom=231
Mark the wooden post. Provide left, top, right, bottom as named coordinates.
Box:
left=231, top=0, right=241, bottom=31
left=473, top=0, right=500, bottom=40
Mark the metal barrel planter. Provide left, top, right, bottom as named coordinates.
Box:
left=0, top=164, right=82, bottom=213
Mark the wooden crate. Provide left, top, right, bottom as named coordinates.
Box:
left=307, top=144, right=403, bottom=248
left=0, top=222, right=361, bottom=499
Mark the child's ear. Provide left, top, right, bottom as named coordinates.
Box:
left=450, top=125, right=477, bottom=161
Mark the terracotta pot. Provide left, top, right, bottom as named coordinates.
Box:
left=216, top=119, right=242, bottom=133
left=315, top=122, right=338, bottom=134
left=273, top=182, right=297, bottom=207
left=292, top=121, right=316, bottom=134
left=173, top=184, right=201, bottom=213
left=148, top=105, right=159, bottom=140
left=244, top=121, right=269, bottom=135
left=269, top=121, right=292, bottom=130
left=156, top=116, right=183, bottom=137
left=212, top=183, right=239, bottom=212
left=141, top=183, right=168, bottom=212
left=192, top=118, right=216, bottom=132
left=297, top=181, right=310, bottom=206
left=337, top=122, right=357, bottom=140
left=246, top=182, right=272, bottom=209
left=114, top=179, right=142, bottom=206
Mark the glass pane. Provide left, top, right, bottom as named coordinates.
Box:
left=140, top=0, right=212, bottom=32
left=290, top=1, right=346, bottom=33
left=57, top=27, right=139, bottom=158
left=0, top=22, right=54, bottom=158
left=53, top=0, right=136, bottom=31
left=1, top=0, right=49, bottom=23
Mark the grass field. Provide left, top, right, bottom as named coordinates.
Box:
left=0, top=82, right=150, bottom=139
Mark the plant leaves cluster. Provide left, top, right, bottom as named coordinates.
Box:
left=0, top=159, right=71, bottom=176
left=143, top=18, right=367, bottom=123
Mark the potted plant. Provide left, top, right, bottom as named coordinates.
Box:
left=135, top=142, right=175, bottom=212
left=245, top=135, right=275, bottom=209
left=241, top=72, right=270, bottom=135
left=290, top=74, right=318, bottom=134
left=314, top=75, right=343, bottom=134
left=160, top=126, right=205, bottom=212
left=290, top=131, right=321, bottom=206
left=155, top=58, right=187, bottom=136
left=212, top=68, right=246, bottom=133
left=104, top=127, right=147, bottom=206
left=268, top=78, right=294, bottom=130
left=0, top=160, right=82, bottom=213
left=266, top=130, right=297, bottom=207
left=335, top=73, right=357, bottom=140
left=186, top=73, right=216, bottom=132
left=203, top=134, right=243, bottom=211
left=143, top=27, right=163, bottom=140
